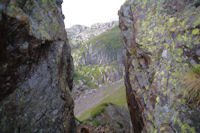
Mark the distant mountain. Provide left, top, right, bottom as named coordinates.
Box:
left=66, top=21, right=124, bottom=98
left=67, top=25, right=89, bottom=38
left=67, top=21, right=118, bottom=45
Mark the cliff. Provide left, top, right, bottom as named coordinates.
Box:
left=0, top=0, right=75, bottom=132
left=68, top=21, right=121, bottom=66
left=119, top=0, right=200, bottom=132
left=67, top=22, right=124, bottom=98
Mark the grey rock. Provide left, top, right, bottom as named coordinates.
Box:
left=119, top=0, right=200, bottom=132
left=162, top=50, right=168, bottom=59
left=0, top=0, right=75, bottom=132
left=190, top=59, right=197, bottom=66
left=196, top=49, right=200, bottom=56
left=95, top=104, right=133, bottom=133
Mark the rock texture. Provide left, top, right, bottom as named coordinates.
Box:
left=0, top=0, right=75, bottom=132
left=76, top=104, right=133, bottom=133
left=77, top=125, right=112, bottom=133
left=94, top=104, right=133, bottom=133
left=119, top=0, right=200, bottom=132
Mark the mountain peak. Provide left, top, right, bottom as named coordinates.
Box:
left=67, top=21, right=118, bottom=42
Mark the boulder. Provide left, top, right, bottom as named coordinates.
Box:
left=119, top=0, right=200, bottom=132
left=0, top=0, right=75, bottom=132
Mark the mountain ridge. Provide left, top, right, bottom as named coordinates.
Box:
left=67, top=21, right=124, bottom=99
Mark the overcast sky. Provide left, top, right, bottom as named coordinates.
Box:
left=62, top=0, right=125, bottom=28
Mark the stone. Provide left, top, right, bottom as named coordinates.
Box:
left=162, top=50, right=168, bottom=59
left=196, top=49, right=200, bottom=56
left=95, top=104, right=133, bottom=133
left=119, top=0, right=200, bottom=132
left=0, top=0, right=75, bottom=132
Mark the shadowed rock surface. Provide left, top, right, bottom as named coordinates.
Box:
left=0, top=0, right=75, bottom=132
left=77, top=104, right=133, bottom=133
left=119, top=0, right=200, bottom=132
left=94, top=104, right=133, bottom=133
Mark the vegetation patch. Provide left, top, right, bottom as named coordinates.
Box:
left=74, top=71, right=98, bottom=88
left=75, top=65, right=121, bottom=86
left=183, top=64, right=200, bottom=106
left=84, top=26, right=122, bottom=61
left=85, top=26, right=121, bottom=50
left=191, top=64, right=200, bottom=74
left=103, top=86, right=116, bottom=96
left=117, top=121, right=124, bottom=128
left=92, top=120, right=101, bottom=126
left=78, top=85, right=127, bottom=121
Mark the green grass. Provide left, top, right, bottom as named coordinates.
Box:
left=191, top=64, right=200, bottom=74
left=76, top=65, right=121, bottom=83
left=74, top=71, right=98, bottom=88
left=183, top=65, right=200, bottom=106
left=117, top=121, right=124, bottom=128
left=85, top=26, right=122, bottom=52
left=72, top=26, right=122, bottom=68
left=92, top=120, right=101, bottom=126
left=103, top=86, right=115, bottom=96
left=103, top=81, right=123, bottom=96
left=78, top=85, right=127, bottom=121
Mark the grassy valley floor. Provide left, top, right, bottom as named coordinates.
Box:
left=74, top=79, right=127, bottom=121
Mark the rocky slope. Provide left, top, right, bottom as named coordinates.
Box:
left=68, top=22, right=133, bottom=132
left=119, top=0, right=200, bottom=132
left=0, top=0, right=75, bottom=132
left=77, top=104, right=133, bottom=133
left=68, top=21, right=121, bottom=66
left=74, top=80, right=133, bottom=133
left=67, top=21, right=118, bottom=43
left=67, top=22, right=124, bottom=98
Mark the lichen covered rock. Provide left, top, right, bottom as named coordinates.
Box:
left=0, top=0, right=75, bottom=132
left=119, top=0, right=200, bottom=132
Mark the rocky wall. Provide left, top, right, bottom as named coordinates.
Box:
left=119, top=0, right=200, bottom=132
left=0, top=0, right=75, bottom=132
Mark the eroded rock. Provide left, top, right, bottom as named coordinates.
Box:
left=119, top=0, right=200, bottom=132
left=0, top=0, right=75, bottom=132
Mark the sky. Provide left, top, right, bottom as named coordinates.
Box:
left=62, top=0, right=125, bottom=28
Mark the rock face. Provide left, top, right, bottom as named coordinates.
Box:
left=77, top=104, right=133, bottom=133
left=119, top=0, right=200, bottom=132
left=95, top=104, right=133, bottom=133
left=0, top=0, right=75, bottom=132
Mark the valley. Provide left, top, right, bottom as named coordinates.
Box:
left=0, top=0, right=200, bottom=132
left=67, top=21, right=132, bottom=132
